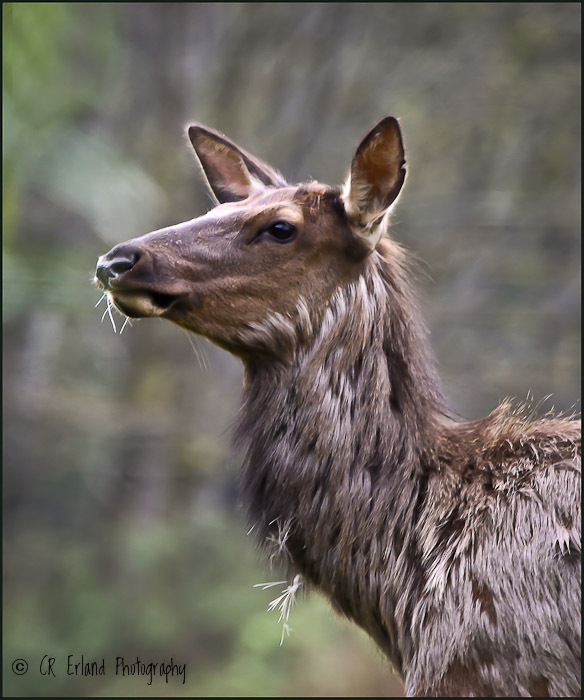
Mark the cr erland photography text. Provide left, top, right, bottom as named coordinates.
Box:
left=11, top=654, right=187, bottom=686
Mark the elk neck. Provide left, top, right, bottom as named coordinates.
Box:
left=235, top=237, right=451, bottom=666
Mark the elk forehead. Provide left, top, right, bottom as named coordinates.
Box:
left=193, top=183, right=343, bottom=242
left=197, top=197, right=305, bottom=231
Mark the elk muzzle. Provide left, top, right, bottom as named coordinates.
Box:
left=95, top=242, right=187, bottom=318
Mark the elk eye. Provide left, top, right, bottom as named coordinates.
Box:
left=261, top=221, right=297, bottom=242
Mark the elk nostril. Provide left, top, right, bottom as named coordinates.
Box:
left=109, top=257, right=136, bottom=275
left=96, top=252, right=140, bottom=287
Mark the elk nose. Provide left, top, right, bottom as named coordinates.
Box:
left=95, top=250, right=140, bottom=287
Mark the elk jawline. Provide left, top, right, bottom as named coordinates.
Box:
left=110, top=290, right=182, bottom=318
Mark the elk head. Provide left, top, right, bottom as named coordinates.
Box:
left=95, top=117, right=406, bottom=359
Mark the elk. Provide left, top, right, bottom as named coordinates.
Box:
left=95, top=117, right=581, bottom=697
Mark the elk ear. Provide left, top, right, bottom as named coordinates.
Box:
left=342, top=116, right=406, bottom=253
left=188, top=124, right=287, bottom=204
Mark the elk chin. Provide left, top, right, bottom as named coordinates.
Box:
left=110, top=290, right=181, bottom=318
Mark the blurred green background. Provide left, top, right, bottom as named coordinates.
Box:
left=3, top=3, right=580, bottom=697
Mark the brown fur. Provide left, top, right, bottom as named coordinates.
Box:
left=95, top=118, right=581, bottom=696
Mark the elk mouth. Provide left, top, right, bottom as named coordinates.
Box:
left=109, top=289, right=186, bottom=318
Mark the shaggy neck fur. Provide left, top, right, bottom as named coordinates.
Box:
left=236, top=238, right=448, bottom=671
left=234, top=235, right=580, bottom=695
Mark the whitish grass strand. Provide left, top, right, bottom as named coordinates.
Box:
left=254, top=575, right=303, bottom=645
left=99, top=295, right=118, bottom=333
left=119, top=317, right=132, bottom=335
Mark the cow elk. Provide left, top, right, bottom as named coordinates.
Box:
left=95, top=117, right=581, bottom=696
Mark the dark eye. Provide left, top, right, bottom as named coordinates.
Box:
left=259, top=221, right=297, bottom=243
